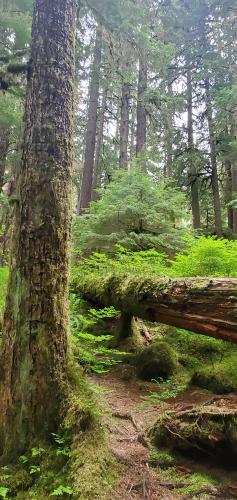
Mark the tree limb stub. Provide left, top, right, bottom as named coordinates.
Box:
left=76, top=275, right=237, bottom=343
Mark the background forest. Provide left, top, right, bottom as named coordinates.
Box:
left=0, top=0, right=237, bottom=499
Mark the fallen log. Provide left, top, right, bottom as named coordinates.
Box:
left=150, top=396, right=237, bottom=464
left=75, top=274, right=237, bottom=343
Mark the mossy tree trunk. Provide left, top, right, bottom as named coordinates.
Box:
left=0, top=0, right=77, bottom=460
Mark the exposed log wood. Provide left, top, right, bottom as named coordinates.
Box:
left=75, top=275, right=237, bottom=343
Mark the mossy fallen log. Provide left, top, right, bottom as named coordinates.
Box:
left=150, top=398, right=237, bottom=464
left=75, top=274, right=237, bottom=343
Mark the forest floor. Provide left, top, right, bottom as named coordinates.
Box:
left=91, top=366, right=237, bottom=500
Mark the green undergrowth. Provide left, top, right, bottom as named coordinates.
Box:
left=70, top=294, right=126, bottom=373
left=154, top=465, right=219, bottom=499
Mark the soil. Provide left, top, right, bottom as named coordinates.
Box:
left=91, top=366, right=237, bottom=500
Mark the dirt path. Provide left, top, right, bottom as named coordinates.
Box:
left=91, top=367, right=237, bottom=500
left=91, top=368, right=183, bottom=499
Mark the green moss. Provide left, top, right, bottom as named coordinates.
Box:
left=149, top=448, right=175, bottom=467
left=0, top=267, right=8, bottom=313
left=136, top=341, right=177, bottom=381
left=191, top=358, right=237, bottom=394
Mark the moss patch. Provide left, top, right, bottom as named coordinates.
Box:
left=135, top=341, right=177, bottom=381
left=191, top=356, right=237, bottom=394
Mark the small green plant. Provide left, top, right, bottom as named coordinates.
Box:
left=52, top=433, right=71, bottom=457
left=0, top=487, right=9, bottom=499
left=31, top=447, right=46, bottom=457
left=29, top=465, right=41, bottom=475
left=18, top=455, right=29, bottom=464
left=50, top=485, right=74, bottom=496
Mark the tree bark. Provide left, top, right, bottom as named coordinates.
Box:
left=119, top=81, right=130, bottom=169
left=76, top=275, right=237, bottom=344
left=205, top=78, right=222, bottom=236
left=0, top=127, right=10, bottom=192
left=136, top=51, right=147, bottom=158
left=225, top=160, right=233, bottom=230
left=187, top=69, right=201, bottom=229
left=78, top=24, right=102, bottom=214
left=231, top=108, right=237, bottom=233
left=0, top=0, right=76, bottom=460
left=232, top=163, right=237, bottom=233
left=91, top=87, right=107, bottom=200
left=164, top=83, right=173, bottom=178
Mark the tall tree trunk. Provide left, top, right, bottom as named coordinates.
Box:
left=164, top=82, right=173, bottom=178
left=130, top=101, right=136, bottom=158
left=225, top=159, right=233, bottom=230
left=231, top=108, right=237, bottom=233
left=136, top=50, right=147, bottom=157
left=232, top=163, right=237, bottom=233
left=92, top=87, right=107, bottom=200
left=187, top=69, right=201, bottom=229
left=0, top=127, right=10, bottom=192
left=119, top=81, right=130, bottom=169
left=78, top=25, right=102, bottom=214
left=0, top=0, right=76, bottom=460
left=205, top=78, right=222, bottom=236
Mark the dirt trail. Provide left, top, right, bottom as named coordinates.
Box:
left=92, top=367, right=237, bottom=500
left=91, top=368, right=188, bottom=500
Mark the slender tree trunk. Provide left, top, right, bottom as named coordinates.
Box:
left=78, top=25, right=102, bottom=214
left=136, top=51, right=147, bottom=157
left=231, top=109, right=237, bottom=233
left=205, top=78, right=222, bottom=236
left=119, top=81, right=130, bottom=169
left=232, top=163, right=237, bottom=233
left=164, top=82, right=173, bottom=178
left=92, top=87, right=107, bottom=200
left=225, top=159, right=233, bottom=230
left=0, top=0, right=76, bottom=460
left=0, top=127, right=10, bottom=192
left=130, top=101, right=136, bottom=158
left=187, top=69, right=201, bottom=229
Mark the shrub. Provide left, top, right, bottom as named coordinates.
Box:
left=170, top=236, right=237, bottom=277
left=136, top=341, right=177, bottom=381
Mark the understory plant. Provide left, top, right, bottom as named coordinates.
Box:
left=70, top=294, right=126, bottom=373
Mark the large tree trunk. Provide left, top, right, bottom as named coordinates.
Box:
left=78, top=25, right=102, bottom=214
left=205, top=78, right=222, bottom=236
left=136, top=50, right=147, bottom=158
left=0, top=127, right=10, bottom=192
left=0, top=0, right=76, bottom=460
left=187, top=69, right=201, bottom=229
left=76, top=275, right=237, bottom=344
left=119, top=80, right=130, bottom=169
